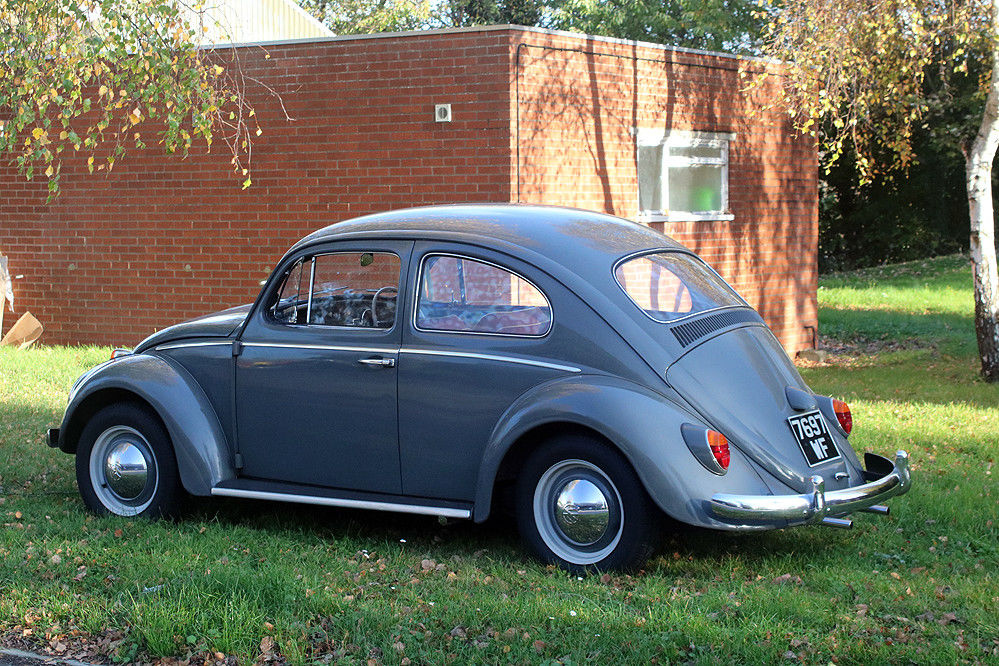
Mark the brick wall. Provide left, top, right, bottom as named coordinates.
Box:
left=0, top=29, right=512, bottom=346
left=512, top=31, right=818, bottom=353
left=0, top=26, right=817, bottom=352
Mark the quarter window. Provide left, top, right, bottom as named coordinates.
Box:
left=416, top=255, right=552, bottom=336
left=272, top=259, right=306, bottom=324
left=637, top=130, right=733, bottom=221
left=270, top=252, right=401, bottom=329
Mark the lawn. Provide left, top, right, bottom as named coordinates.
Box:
left=1, top=254, right=997, bottom=665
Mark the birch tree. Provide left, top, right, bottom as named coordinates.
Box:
left=755, top=0, right=999, bottom=381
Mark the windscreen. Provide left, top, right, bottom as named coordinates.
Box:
left=614, top=251, right=745, bottom=322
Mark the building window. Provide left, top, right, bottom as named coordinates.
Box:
left=636, top=130, right=735, bottom=221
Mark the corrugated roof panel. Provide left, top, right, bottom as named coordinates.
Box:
left=184, top=0, right=334, bottom=45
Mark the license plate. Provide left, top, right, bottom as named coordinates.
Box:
left=787, top=410, right=840, bottom=466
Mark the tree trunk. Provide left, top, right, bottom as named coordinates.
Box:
left=966, top=0, right=999, bottom=382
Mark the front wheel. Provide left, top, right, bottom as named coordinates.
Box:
left=75, top=403, right=182, bottom=518
left=515, top=436, right=660, bottom=573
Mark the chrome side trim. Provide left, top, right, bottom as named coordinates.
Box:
left=400, top=347, right=580, bottom=373
left=155, top=341, right=233, bottom=351
left=243, top=342, right=398, bottom=355
left=210, top=487, right=471, bottom=519
left=709, top=450, right=911, bottom=528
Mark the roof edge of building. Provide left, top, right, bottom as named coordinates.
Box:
left=201, top=23, right=767, bottom=64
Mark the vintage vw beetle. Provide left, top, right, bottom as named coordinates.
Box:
left=48, top=205, right=911, bottom=572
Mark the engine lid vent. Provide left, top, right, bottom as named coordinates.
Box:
left=670, top=309, right=764, bottom=347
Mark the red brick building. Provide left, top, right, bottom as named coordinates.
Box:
left=0, top=25, right=818, bottom=351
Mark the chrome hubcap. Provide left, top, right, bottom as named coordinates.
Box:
left=103, top=441, right=149, bottom=500
left=89, top=425, right=158, bottom=516
left=533, top=459, right=624, bottom=565
left=555, top=479, right=610, bottom=545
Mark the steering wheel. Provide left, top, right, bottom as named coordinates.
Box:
left=371, top=286, right=398, bottom=327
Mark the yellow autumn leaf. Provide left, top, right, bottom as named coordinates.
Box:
left=31, top=127, right=45, bottom=140
left=59, top=131, right=68, bottom=140
left=44, top=165, right=53, bottom=177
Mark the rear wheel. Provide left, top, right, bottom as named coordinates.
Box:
left=75, top=403, right=182, bottom=518
left=515, top=436, right=659, bottom=573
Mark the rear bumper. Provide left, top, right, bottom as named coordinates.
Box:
left=709, top=450, right=911, bottom=527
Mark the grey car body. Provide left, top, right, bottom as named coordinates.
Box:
left=49, top=204, right=911, bottom=571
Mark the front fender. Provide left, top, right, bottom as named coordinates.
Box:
left=59, top=353, right=234, bottom=496
left=474, top=375, right=774, bottom=528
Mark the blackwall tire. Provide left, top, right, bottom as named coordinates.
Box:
left=515, top=436, right=659, bottom=573
left=75, top=403, right=182, bottom=518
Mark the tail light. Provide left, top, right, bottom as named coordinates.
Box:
left=832, top=399, right=852, bottom=435
left=681, top=424, right=731, bottom=475
left=707, top=430, right=730, bottom=470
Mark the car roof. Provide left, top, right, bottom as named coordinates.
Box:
left=289, top=204, right=687, bottom=269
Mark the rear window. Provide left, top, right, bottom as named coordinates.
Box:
left=614, top=251, right=745, bottom=322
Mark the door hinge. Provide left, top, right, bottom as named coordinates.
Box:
left=234, top=452, right=244, bottom=470
left=232, top=340, right=243, bottom=357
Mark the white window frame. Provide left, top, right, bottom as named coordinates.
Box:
left=635, top=129, right=736, bottom=222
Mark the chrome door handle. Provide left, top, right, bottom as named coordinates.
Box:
left=357, top=357, right=396, bottom=368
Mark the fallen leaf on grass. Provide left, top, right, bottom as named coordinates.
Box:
left=773, top=574, right=803, bottom=585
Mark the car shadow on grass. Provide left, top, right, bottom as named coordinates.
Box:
left=184, top=494, right=861, bottom=576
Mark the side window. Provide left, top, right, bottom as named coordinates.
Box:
left=416, top=255, right=552, bottom=336
left=270, top=252, right=400, bottom=329
left=309, top=252, right=400, bottom=328
left=271, top=259, right=307, bottom=324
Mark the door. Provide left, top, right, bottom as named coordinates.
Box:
left=235, top=241, right=411, bottom=493
left=398, top=244, right=573, bottom=501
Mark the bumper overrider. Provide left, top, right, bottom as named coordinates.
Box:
left=709, top=450, right=911, bottom=529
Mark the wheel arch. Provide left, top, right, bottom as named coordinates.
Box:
left=472, top=375, right=774, bottom=528
left=59, top=353, right=235, bottom=496
left=61, top=387, right=153, bottom=455
left=472, top=376, right=678, bottom=523
left=487, top=421, right=615, bottom=515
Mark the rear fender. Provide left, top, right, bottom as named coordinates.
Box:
left=59, top=353, right=234, bottom=496
left=474, top=375, right=774, bottom=528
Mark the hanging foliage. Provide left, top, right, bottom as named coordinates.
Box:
left=0, top=0, right=260, bottom=195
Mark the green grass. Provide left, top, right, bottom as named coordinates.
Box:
left=2, top=255, right=998, bottom=664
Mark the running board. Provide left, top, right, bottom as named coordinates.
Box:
left=210, top=486, right=471, bottom=519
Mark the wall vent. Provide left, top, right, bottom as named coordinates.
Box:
left=435, top=104, right=452, bottom=122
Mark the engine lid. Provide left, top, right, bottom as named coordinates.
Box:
left=665, top=324, right=858, bottom=492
